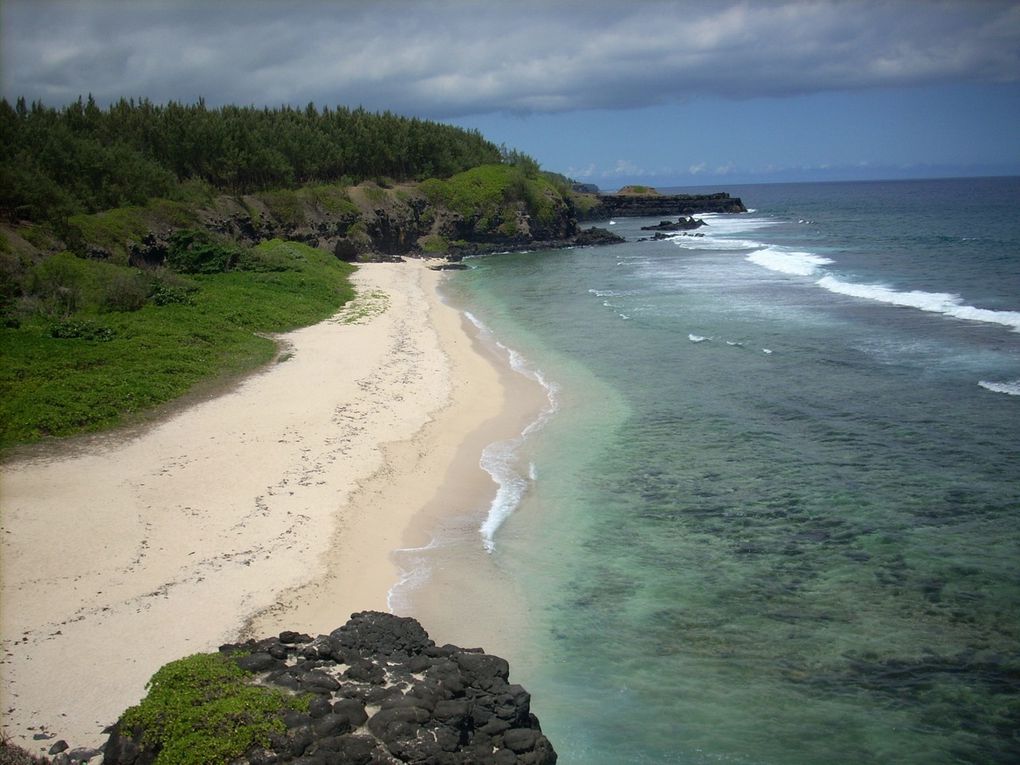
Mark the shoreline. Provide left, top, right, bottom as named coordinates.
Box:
left=0, top=259, right=547, bottom=755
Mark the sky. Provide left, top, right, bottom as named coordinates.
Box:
left=2, top=0, right=1019, bottom=187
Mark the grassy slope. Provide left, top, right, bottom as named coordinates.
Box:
left=420, top=163, right=566, bottom=235
left=0, top=240, right=354, bottom=451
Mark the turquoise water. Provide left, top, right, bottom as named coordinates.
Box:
left=440, top=178, right=1020, bottom=764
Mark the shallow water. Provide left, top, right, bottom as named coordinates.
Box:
left=428, top=177, right=1020, bottom=764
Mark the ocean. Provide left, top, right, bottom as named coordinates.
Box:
left=413, top=177, right=1020, bottom=764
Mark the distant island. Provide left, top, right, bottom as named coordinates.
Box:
left=570, top=183, right=748, bottom=220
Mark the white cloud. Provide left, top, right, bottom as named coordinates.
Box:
left=2, top=1, right=1018, bottom=115
left=567, top=163, right=598, bottom=178
left=605, top=160, right=647, bottom=177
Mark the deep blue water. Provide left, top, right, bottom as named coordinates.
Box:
left=438, top=177, right=1020, bottom=764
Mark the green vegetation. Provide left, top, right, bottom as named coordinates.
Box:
left=66, top=198, right=199, bottom=263
left=0, top=240, right=354, bottom=450
left=419, top=163, right=565, bottom=232
left=568, top=191, right=602, bottom=218
left=616, top=184, right=659, bottom=195
left=120, top=652, right=311, bottom=765
left=0, top=96, right=503, bottom=224
left=420, top=233, right=450, bottom=253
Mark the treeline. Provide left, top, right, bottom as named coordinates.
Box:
left=0, top=96, right=504, bottom=223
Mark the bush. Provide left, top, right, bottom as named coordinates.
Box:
left=49, top=319, right=114, bottom=341
left=165, top=230, right=240, bottom=274
left=421, top=234, right=449, bottom=253
left=148, top=282, right=193, bottom=306
left=120, top=653, right=310, bottom=765
left=27, top=252, right=86, bottom=317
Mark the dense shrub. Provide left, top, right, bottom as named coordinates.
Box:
left=49, top=319, right=114, bottom=341
left=165, top=230, right=240, bottom=274
left=148, top=282, right=193, bottom=306
left=120, top=652, right=310, bottom=765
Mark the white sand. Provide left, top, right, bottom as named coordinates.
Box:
left=0, top=260, right=541, bottom=755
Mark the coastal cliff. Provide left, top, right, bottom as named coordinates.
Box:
left=579, top=190, right=747, bottom=220
left=34, top=165, right=624, bottom=271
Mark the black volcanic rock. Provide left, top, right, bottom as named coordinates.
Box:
left=640, top=216, right=706, bottom=232
left=102, top=611, right=556, bottom=764
left=582, top=192, right=747, bottom=220
left=573, top=226, right=624, bottom=246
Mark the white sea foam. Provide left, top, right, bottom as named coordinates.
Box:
left=696, top=213, right=779, bottom=234
left=386, top=536, right=444, bottom=613
left=816, top=276, right=1020, bottom=332
left=464, top=311, right=560, bottom=552
left=978, top=379, right=1020, bottom=396
left=762, top=348, right=773, bottom=354
left=688, top=334, right=709, bottom=343
left=741, top=240, right=1020, bottom=333
left=663, top=214, right=779, bottom=252
left=747, top=248, right=834, bottom=276
left=671, top=236, right=766, bottom=251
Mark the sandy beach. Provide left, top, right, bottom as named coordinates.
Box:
left=0, top=260, right=546, bottom=755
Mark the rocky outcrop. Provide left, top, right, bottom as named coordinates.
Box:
left=639, top=216, right=706, bottom=232
left=573, top=226, right=625, bottom=246
left=103, top=612, right=557, bottom=765
left=581, top=192, right=747, bottom=220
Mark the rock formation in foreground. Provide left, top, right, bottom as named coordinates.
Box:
left=103, top=612, right=557, bottom=765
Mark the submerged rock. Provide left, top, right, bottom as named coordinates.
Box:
left=103, top=611, right=557, bottom=764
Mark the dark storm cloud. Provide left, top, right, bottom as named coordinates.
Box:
left=3, top=0, right=1019, bottom=115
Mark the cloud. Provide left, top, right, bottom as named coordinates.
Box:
left=567, top=163, right=598, bottom=178
left=3, top=0, right=1019, bottom=117
left=607, top=160, right=646, bottom=177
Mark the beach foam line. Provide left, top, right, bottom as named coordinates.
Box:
left=386, top=535, right=444, bottom=613
left=464, top=311, right=559, bottom=552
